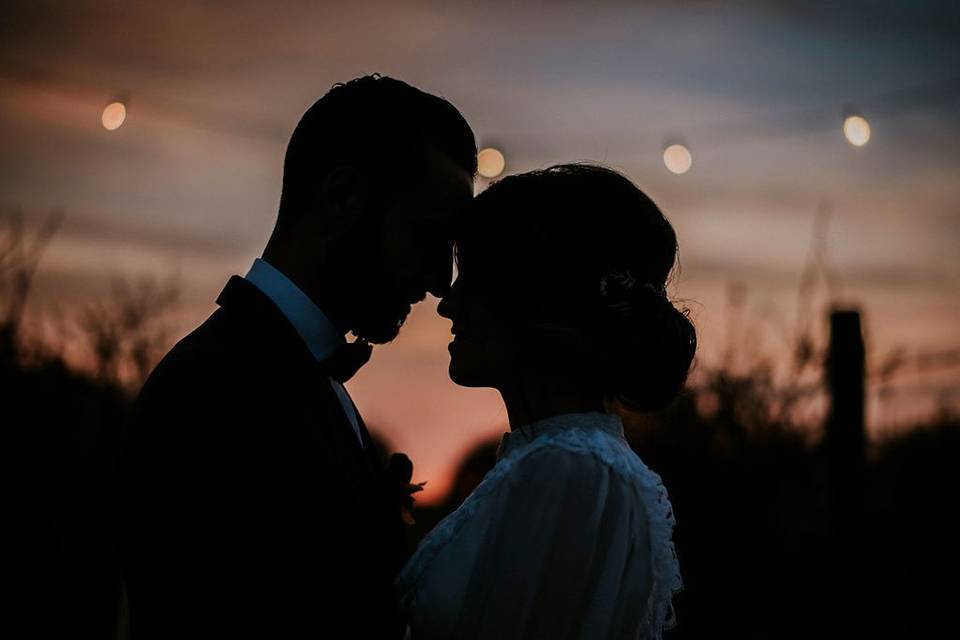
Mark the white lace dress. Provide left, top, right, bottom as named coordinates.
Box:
left=395, top=411, right=682, bottom=639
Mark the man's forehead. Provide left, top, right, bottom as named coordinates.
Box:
left=419, top=191, right=470, bottom=226
left=422, top=145, right=475, bottom=195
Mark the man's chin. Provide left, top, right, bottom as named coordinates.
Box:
left=353, top=304, right=411, bottom=345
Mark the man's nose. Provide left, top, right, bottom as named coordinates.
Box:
left=424, top=249, right=454, bottom=298
left=436, top=288, right=455, bottom=319
left=436, top=294, right=450, bottom=319
left=426, top=277, right=451, bottom=299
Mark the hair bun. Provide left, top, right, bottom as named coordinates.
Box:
left=595, top=277, right=697, bottom=412
left=600, top=268, right=669, bottom=318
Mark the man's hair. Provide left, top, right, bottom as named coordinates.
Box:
left=278, top=75, right=477, bottom=224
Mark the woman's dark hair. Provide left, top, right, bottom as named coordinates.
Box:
left=279, top=74, right=477, bottom=224
left=456, top=163, right=697, bottom=412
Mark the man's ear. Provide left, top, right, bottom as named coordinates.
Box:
left=318, top=165, right=366, bottom=236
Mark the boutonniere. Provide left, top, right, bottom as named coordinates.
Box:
left=386, top=453, right=427, bottom=525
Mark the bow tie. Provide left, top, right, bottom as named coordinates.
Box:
left=323, top=338, right=373, bottom=383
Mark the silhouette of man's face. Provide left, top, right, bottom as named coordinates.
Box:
left=350, top=147, right=474, bottom=343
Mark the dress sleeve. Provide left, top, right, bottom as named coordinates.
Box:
left=446, top=445, right=654, bottom=640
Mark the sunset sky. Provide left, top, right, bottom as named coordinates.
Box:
left=3, top=1, right=958, bottom=502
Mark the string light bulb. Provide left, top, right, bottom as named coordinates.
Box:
left=477, top=147, right=505, bottom=179
left=663, top=143, right=692, bottom=175
left=843, top=113, right=871, bottom=147
left=101, top=101, right=127, bottom=131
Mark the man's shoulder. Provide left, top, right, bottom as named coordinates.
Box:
left=144, top=314, right=237, bottom=385
left=128, top=315, right=267, bottom=458
left=133, top=310, right=260, bottom=417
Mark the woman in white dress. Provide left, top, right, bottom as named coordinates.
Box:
left=396, top=164, right=697, bottom=639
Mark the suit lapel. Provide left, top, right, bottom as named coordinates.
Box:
left=214, top=275, right=407, bottom=575
left=216, top=275, right=374, bottom=476
left=353, top=406, right=384, bottom=473
left=215, top=276, right=316, bottom=372
left=310, top=364, right=375, bottom=474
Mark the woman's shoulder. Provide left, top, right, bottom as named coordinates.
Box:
left=502, top=412, right=665, bottom=489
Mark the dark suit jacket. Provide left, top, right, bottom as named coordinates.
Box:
left=120, top=276, right=408, bottom=639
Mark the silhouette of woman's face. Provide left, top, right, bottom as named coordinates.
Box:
left=437, top=269, right=517, bottom=389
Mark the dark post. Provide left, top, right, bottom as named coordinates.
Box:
left=823, top=308, right=866, bottom=636
left=825, top=309, right=866, bottom=474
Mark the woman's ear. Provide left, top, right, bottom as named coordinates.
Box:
left=524, top=322, right=596, bottom=363
left=515, top=323, right=599, bottom=395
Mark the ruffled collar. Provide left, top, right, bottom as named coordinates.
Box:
left=495, top=411, right=625, bottom=462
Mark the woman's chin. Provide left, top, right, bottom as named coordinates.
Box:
left=447, top=338, right=504, bottom=388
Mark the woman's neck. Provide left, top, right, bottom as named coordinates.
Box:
left=499, top=379, right=604, bottom=431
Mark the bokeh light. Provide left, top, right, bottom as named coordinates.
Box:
left=663, top=143, right=692, bottom=175
left=477, top=147, right=505, bottom=178
left=101, top=102, right=126, bottom=130
left=843, top=114, right=871, bottom=147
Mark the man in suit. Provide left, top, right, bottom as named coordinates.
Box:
left=120, top=75, right=477, bottom=638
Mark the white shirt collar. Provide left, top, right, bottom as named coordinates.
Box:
left=243, top=258, right=344, bottom=362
